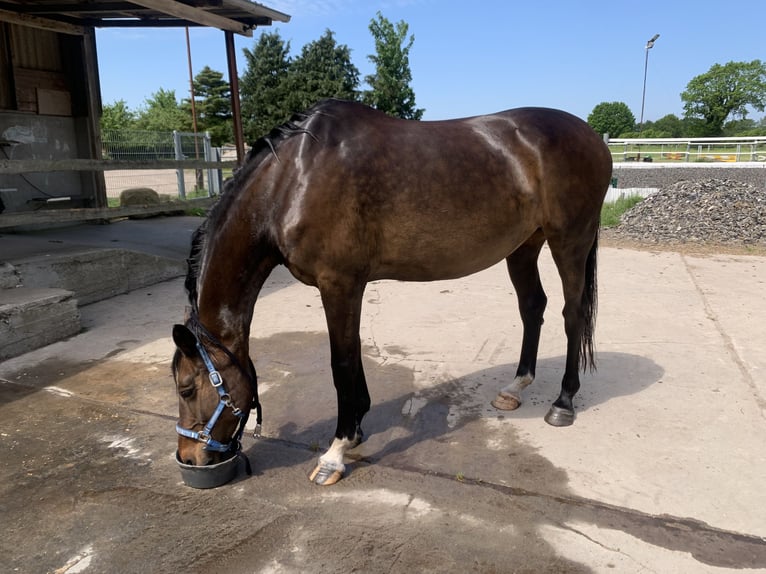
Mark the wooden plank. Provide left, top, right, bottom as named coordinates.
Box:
left=0, top=158, right=238, bottom=174
left=13, top=68, right=70, bottom=114
left=37, top=88, right=72, bottom=116
left=0, top=9, right=86, bottom=36
left=14, top=68, right=68, bottom=91
left=0, top=198, right=215, bottom=229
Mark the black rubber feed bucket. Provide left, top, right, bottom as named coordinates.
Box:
left=176, top=451, right=242, bottom=489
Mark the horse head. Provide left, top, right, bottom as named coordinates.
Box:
left=172, top=323, right=260, bottom=467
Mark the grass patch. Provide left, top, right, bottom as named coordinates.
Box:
left=601, top=195, right=644, bottom=227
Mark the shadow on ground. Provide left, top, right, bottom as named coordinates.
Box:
left=1, top=330, right=763, bottom=572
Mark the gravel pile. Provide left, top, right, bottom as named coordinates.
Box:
left=609, top=178, right=766, bottom=246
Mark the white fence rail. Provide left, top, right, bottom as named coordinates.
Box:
left=607, top=136, right=766, bottom=163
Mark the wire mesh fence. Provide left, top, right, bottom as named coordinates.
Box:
left=101, top=129, right=222, bottom=200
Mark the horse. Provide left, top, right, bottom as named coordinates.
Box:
left=172, top=98, right=612, bottom=486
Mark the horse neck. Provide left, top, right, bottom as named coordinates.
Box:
left=195, top=216, right=276, bottom=356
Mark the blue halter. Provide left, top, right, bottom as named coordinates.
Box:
left=175, top=340, right=261, bottom=453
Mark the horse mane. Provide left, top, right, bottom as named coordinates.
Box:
left=183, top=101, right=332, bottom=310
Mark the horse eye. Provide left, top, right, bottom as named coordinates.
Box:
left=178, top=386, right=195, bottom=399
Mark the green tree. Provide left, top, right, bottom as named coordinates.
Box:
left=363, top=12, right=424, bottom=120
left=135, top=88, right=190, bottom=132
left=183, top=66, right=232, bottom=146
left=681, top=60, right=766, bottom=136
left=285, top=29, right=359, bottom=114
left=642, top=113, right=685, bottom=138
left=240, top=31, right=293, bottom=141
left=587, top=102, right=636, bottom=137
left=101, top=99, right=136, bottom=131
left=741, top=116, right=766, bottom=136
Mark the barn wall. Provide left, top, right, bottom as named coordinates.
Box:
left=0, top=112, right=84, bottom=212
left=0, top=22, right=102, bottom=214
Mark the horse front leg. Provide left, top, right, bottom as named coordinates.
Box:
left=309, top=278, right=369, bottom=486
left=493, top=233, right=547, bottom=411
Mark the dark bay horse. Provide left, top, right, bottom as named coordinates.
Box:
left=172, top=99, right=612, bottom=485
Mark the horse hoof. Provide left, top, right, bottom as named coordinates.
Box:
left=309, top=464, right=344, bottom=486
left=491, top=391, right=521, bottom=411
left=544, top=406, right=575, bottom=427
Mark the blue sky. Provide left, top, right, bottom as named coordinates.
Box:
left=96, top=0, right=765, bottom=122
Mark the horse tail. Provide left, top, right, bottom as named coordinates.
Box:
left=579, top=229, right=599, bottom=372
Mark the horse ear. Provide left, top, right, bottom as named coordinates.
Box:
left=172, top=324, right=198, bottom=357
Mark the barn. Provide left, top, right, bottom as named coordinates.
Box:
left=0, top=0, right=289, bottom=226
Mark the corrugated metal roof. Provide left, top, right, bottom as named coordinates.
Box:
left=0, top=0, right=290, bottom=36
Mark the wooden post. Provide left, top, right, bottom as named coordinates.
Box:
left=82, top=28, right=107, bottom=208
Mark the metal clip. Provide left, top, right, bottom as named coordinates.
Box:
left=220, top=394, right=242, bottom=416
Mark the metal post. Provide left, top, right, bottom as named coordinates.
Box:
left=173, top=130, right=186, bottom=199
left=186, top=27, right=203, bottom=191
left=203, top=132, right=220, bottom=196
left=225, top=30, right=245, bottom=167
left=639, top=34, right=660, bottom=134
left=637, top=34, right=659, bottom=162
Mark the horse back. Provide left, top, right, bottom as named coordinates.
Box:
left=260, top=100, right=611, bottom=283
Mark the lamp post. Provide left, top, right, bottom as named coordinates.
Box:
left=639, top=33, right=660, bottom=133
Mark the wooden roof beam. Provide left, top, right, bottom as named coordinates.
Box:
left=225, top=0, right=290, bottom=23
left=126, top=0, right=252, bottom=35
left=0, top=7, right=86, bottom=35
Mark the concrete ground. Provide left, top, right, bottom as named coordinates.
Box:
left=1, top=218, right=765, bottom=573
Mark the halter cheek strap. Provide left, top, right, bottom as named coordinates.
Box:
left=175, top=341, right=250, bottom=453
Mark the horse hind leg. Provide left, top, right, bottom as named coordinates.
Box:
left=544, top=231, right=599, bottom=427
left=493, top=231, right=547, bottom=411
left=309, top=277, right=370, bottom=486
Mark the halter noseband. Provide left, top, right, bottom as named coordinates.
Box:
left=175, top=336, right=262, bottom=454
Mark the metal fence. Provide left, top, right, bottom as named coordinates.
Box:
left=607, top=136, right=766, bottom=163
left=101, top=129, right=224, bottom=199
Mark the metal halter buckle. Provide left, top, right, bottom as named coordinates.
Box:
left=208, top=370, right=223, bottom=387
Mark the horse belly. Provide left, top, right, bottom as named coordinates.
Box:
left=372, top=217, right=535, bottom=282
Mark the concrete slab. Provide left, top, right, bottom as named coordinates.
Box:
left=0, top=287, right=79, bottom=361
left=0, top=216, right=204, bottom=262
left=1, top=245, right=765, bottom=573
left=13, top=248, right=185, bottom=305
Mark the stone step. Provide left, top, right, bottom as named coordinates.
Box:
left=11, top=248, right=185, bottom=305
left=0, top=287, right=80, bottom=361
left=0, top=262, right=20, bottom=289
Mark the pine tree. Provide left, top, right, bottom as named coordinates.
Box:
left=240, top=31, right=292, bottom=141
left=363, top=13, right=424, bottom=120
left=186, top=66, right=232, bottom=147
left=285, top=29, right=359, bottom=114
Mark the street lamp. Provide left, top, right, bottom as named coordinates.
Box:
left=639, top=34, right=660, bottom=133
